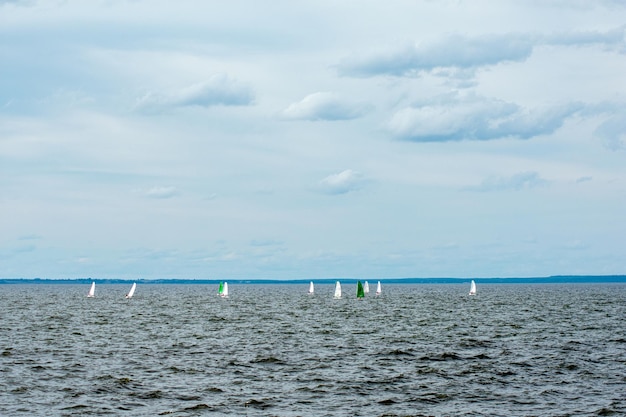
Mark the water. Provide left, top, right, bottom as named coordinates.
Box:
left=1, top=283, right=625, bottom=416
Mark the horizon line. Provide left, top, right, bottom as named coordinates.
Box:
left=1, top=275, right=625, bottom=284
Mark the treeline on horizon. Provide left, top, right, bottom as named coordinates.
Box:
left=1, top=275, right=625, bottom=285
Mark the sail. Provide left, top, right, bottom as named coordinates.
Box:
left=308, top=281, right=314, bottom=294
left=221, top=282, right=229, bottom=298
left=357, top=281, right=365, bottom=299
left=125, top=282, right=136, bottom=299
left=375, top=281, right=382, bottom=296
left=218, top=281, right=224, bottom=296
left=363, top=281, right=369, bottom=294
left=469, top=280, right=477, bottom=295
left=87, top=282, right=95, bottom=298
left=333, top=281, right=342, bottom=299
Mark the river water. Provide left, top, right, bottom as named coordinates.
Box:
left=1, top=283, right=625, bottom=416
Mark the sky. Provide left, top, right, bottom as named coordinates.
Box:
left=1, top=0, right=626, bottom=280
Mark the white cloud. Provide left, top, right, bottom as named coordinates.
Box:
left=281, top=92, right=370, bottom=121
left=337, top=27, right=625, bottom=78
left=594, top=113, right=626, bottom=151
left=134, top=74, right=254, bottom=113
left=543, top=25, right=626, bottom=50
left=388, top=93, right=583, bottom=142
left=318, top=169, right=365, bottom=195
left=467, top=171, right=549, bottom=192
left=145, top=186, right=179, bottom=199
left=338, top=34, right=534, bottom=77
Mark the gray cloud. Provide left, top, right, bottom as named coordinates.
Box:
left=388, top=93, right=583, bottom=142
left=281, top=92, right=371, bottom=121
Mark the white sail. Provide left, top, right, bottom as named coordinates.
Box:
left=87, top=282, right=95, bottom=298
left=221, top=282, right=229, bottom=298
left=375, top=281, right=382, bottom=296
left=333, top=281, right=342, bottom=299
left=308, top=281, right=314, bottom=294
left=125, top=282, right=136, bottom=299
left=363, top=281, right=370, bottom=294
left=469, top=280, right=477, bottom=296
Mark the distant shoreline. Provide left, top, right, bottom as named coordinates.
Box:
left=1, top=275, right=625, bottom=285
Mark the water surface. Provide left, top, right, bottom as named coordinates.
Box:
left=1, top=283, right=624, bottom=416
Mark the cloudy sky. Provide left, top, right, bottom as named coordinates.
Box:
left=1, top=0, right=625, bottom=280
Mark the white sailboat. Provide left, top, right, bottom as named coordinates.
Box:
left=87, top=281, right=95, bottom=298
left=125, top=282, right=137, bottom=299
left=308, top=281, right=314, bottom=295
left=375, top=281, right=382, bottom=296
left=220, top=282, right=229, bottom=298
left=469, top=280, right=477, bottom=296
left=363, top=281, right=370, bottom=294
left=333, top=281, right=342, bottom=299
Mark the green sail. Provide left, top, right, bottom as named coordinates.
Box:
left=218, top=281, right=224, bottom=295
left=357, top=281, right=365, bottom=298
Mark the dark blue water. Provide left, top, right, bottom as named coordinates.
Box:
left=1, top=283, right=624, bottom=416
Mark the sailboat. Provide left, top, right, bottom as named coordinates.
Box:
left=333, top=281, right=342, bottom=299
left=469, top=280, right=477, bottom=296
left=363, top=281, right=370, bottom=294
left=125, top=282, right=136, bottom=299
left=308, top=281, right=314, bottom=295
left=357, top=281, right=365, bottom=299
left=375, top=281, right=382, bottom=296
left=87, top=281, right=95, bottom=298
left=219, top=282, right=229, bottom=298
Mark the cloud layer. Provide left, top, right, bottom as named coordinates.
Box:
left=1, top=2, right=625, bottom=279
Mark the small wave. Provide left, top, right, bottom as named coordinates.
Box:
left=184, top=403, right=210, bottom=411
left=419, top=352, right=462, bottom=361
left=244, top=398, right=273, bottom=409
left=60, top=404, right=88, bottom=410
left=116, top=377, right=133, bottom=385
left=378, top=398, right=397, bottom=405
left=131, top=390, right=164, bottom=399
left=471, top=353, right=492, bottom=360
left=596, top=406, right=620, bottom=416
left=386, top=349, right=415, bottom=356
left=411, top=391, right=450, bottom=404
left=176, top=394, right=203, bottom=401
left=251, top=356, right=285, bottom=365
left=458, top=338, right=494, bottom=348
